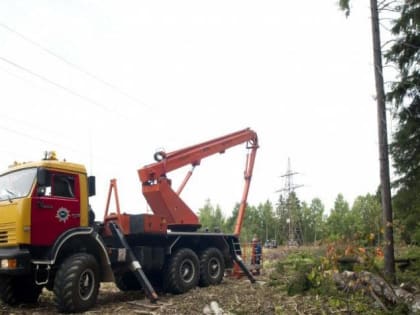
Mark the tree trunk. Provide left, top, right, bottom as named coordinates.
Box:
left=369, top=0, right=395, bottom=282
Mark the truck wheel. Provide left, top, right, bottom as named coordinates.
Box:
left=0, top=275, right=42, bottom=305
left=164, top=248, right=199, bottom=294
left=115, top=272, right=142, bottom=291
left=199, top=247, right=225, bottom=287
left=53, top=253, right=100, bottom=313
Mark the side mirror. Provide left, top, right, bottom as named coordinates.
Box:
left=37, top=168, right=48, bottom=186
left=88, top=176, right=96, bottom=197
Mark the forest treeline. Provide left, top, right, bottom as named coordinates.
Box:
left=197, top=189, right=418, bottom=246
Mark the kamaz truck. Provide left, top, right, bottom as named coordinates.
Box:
left=0, top=128, right=258, bottom=313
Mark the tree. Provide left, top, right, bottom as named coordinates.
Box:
left=198, top=199, right=225, bottom=232
left=225, top=203, right=261, bottom=242
left=339, top=0, right=396, bottom=282
left=351, top=194, right=382, bottom=245
left=258, top=200, right=275, bottom=243
left=310, top=198, right=325, bottom=244
left=275, top=194, right=289, bottom=245
left=301, top=202, right=313, bottom=244
left=386, top=1, right=419, bottom=112
left=279, top=192, right=304, bottom=245
left=326, top=194, right=351, bottom=240
left=386, top=1, right=420, bottom=244
left=390, top=105, right=420, bottom=244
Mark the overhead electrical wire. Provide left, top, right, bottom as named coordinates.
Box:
left=0, top=55, right=111, bottom=111
left=0, top=21, right=153, bottom=111
left=0, top=21, right=169, bottom=170
left=0, top=123, right=74, bottom=151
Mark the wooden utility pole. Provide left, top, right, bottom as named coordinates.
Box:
left=370, top=0, right=395, bottom=282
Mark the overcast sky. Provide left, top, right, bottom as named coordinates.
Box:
left=0, top=1, right=384, bottom=219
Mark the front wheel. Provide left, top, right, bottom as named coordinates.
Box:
left=53, top=253, right=100, bottom=313
left=0, top=275, right=42, bottom=305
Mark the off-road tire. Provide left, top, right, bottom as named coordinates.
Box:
left=53, top=253, right=100, bottom=313
left=199, top=247, right=225, bottom=287
left=115, top=271, right=142, bottom=291
left=0, top=275, right=42, bottom=305
left=164, top=248, right=199, bottom=294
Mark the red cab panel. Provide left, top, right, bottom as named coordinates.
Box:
left=31, top=172, right=80, bottom=246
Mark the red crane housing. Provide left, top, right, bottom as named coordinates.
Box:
left=138, top=128, right=259, bottom=233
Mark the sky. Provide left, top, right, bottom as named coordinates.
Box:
left=0, top=1, right=385, bottom=220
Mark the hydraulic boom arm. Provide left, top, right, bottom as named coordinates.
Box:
left=138, top=128, right=258, bottom=233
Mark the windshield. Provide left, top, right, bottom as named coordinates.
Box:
left=0, top=168, right=37, bottom=202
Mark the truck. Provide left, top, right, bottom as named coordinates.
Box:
left=0, top=128, right=259, bottom=313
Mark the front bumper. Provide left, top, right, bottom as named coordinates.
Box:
left=0, top=247, right=31, bottom=275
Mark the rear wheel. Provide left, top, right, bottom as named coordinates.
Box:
left=199, top=247, right=225, bottom=287
left=164, top=248, right=199, bottom=294
left=0, top=275, right=42, bottom=305
left=53, top=253, right=100, bottom=313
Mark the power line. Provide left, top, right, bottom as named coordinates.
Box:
left=0, top=122, right=130, bottom=171
left=0, top=56, right=149, bottom=168
left=0, top=21, right=153, bottom=111
left=0, top=123, right=74, bottom=150
left=0, top=55, right=111, bottom=111
left=0, top=22, right=166, bottom=169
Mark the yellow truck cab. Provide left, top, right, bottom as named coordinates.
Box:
left=0, top=152, right=92, bottom=249
left=0, top=152, right=111, bottom=311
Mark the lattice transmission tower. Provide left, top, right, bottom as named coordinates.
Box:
left=277, top=158, right=303, bottom=246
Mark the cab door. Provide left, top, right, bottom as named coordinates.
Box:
left=31, top=172, right=81, bottom=246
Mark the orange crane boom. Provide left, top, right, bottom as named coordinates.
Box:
left=138, top=128, right=259, bottom=234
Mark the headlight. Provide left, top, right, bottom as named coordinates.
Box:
left=1, top=258, right=17, bottom=269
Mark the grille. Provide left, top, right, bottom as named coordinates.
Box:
left=0, top=222, right=16, bottom=245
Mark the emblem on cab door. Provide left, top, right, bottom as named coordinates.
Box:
left=56, top=207, right=70, bottom=223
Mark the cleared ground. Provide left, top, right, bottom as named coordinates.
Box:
left=0, top=248, right=301, bottom=315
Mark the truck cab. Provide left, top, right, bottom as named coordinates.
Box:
left=0, top=151, right=95, bottom=272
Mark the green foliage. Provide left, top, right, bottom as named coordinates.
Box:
left=351, top=194, right=382, bottom=245
left=223, top=200, right=277, bottom=243
left=385, top=2, right=419, bottom=109
left=338, top=0, right=350, bottom=17
left=391, top=104, right=420, bottom=244
left=276, top=192, right=304, bottom=245
left=275, top=195, right=289, bottom=245
left=396, top=246, right=420, bottom=285
left=198, top=199, right=225, bottom=232
left=385, top=0, right=420, bottom=245
left=326, top=194, right=352, bottom=240
left=266, top=245, right=417, bottom=314
left=300, top=198, right=325, bottom=244
left=269, top=251, right=317, bottom=295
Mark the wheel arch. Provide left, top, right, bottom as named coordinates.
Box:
left=47, top=228, right=113, bottom=281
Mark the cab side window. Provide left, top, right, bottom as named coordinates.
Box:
left=52, top=175, right=75, bottom=198
left=37, top=172, right=75, bottom=198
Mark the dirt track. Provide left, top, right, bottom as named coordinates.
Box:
left=1, top=249, right=294, bottom=315
left=1, top=276, right=292, bottom=315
